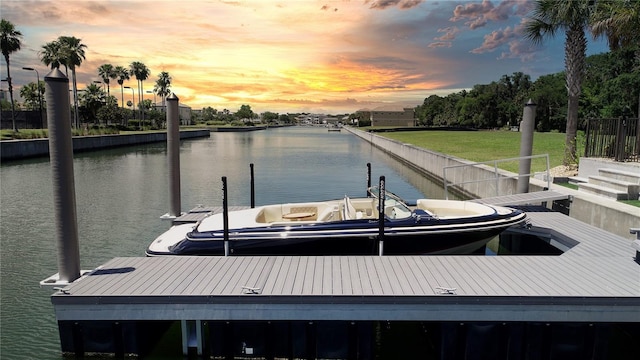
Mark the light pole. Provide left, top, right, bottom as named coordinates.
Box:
left=146, top=90, right=156, bottom=110
left=22, top=67, right=44, bottom=129
left=124, top=86, right=135, bottom=126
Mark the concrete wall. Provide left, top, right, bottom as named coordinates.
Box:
left=345, top=127, right=639, bottom=240
left=1, top=130, right=210, bottom=162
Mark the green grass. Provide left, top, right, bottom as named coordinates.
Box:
left=558, top=182, right=579, bottom=191
left=620, top=199, right=640, bottom=208
left=379, top=130, right=567, bottom=172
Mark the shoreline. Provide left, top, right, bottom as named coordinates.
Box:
left=0, top=129, right=210, bottom=162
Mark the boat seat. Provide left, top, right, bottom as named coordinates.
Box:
left=343, top=196, right=363, bottom=220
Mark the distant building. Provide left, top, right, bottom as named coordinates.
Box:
left=153, top=102, right=192, bottom=125
left=369, top=105, right=416, bottom=127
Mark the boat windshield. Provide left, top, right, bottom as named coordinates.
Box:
left=367, top=186, right=413, bottom=219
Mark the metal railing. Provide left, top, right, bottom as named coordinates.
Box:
left=443, top=154, right=551, bottom=200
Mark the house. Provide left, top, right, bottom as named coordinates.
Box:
left=153, top=102, right=192, bottom=125
left=369, top=105, right=416, bottom=127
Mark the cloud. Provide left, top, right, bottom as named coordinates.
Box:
left=470, top=25, right=521, bottom=53
left=450, top=0, right=533, bottom=30
left=427, top=41, right=452, bottom=49
left=498, top=40, right=538, bottom=62
left=366, top=0, right=423, bottom=10
left=434, top=26, right=460, bottom=41
left=320, top=4, right=338, bottom=12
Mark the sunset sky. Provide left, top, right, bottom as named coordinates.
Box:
left=2, top=0, right=608, bottom=115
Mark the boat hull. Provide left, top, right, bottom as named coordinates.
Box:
left=147, top=214, right=524, bottom=256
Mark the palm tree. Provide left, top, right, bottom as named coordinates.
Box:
left=1, top=19, right=23, bottom=132
left=154, top=71, right=172, bottom=112
left=58, top=36, right=87, bottom=129
left=79, top=83, right=106, bottom=124
left=591, top=0, right=640, bottom=117
left=97, top=63, right=117, bottom=98
left=40, top=41, right=65, bottom=71
left=591, top=0, right=640, bottom=51
left=524, top=0, right=594, bottom=166
left=129, top=61, right=150, bottom=129
left=114, top=66, right=130, bottom=108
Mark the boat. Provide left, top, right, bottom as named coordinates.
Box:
left=146, top=187, right=527, bottom=256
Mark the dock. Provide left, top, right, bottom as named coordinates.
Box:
left=47, top=190, right=640, bottom=358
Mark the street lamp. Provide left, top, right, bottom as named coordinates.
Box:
left=146, top=90, right=156, bottom=110
left=22, top=67, right=43, bottom=128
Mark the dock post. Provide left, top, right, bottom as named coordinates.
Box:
left=181, top=320, right=203, bottom=356
left=45, top=69, right=81, bottom=283
left=378, top=176, right=386, bottom=256
left=517, top=99, right=537, bottom=194
left=250, top=163, right=255, bottom=208
left=166, top=93, right=181, bottom=217
left=222, top=176, right=230, bottom=256
left=366, top=162, right=371, bottom=197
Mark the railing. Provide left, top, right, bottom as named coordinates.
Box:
left=585, top=117, right=639, bottom=162
left=442, top=154, right=551, bottom=200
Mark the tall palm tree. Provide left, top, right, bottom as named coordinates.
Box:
left=115, top=66, right=130, bottom=109
left=154, top=71, right=172, bottom=111
left=58, top=36, right=87, bottom=129
left=79, top=83, right=106, bottom=124
left=591, top=0, right=640, bottom=51
left=591, top=0, right=640, bottom=118
left=524, top=0, right=595, bottom=166
left=97, top=63, right=117, bottom=98
left=40, top=41, right=65, bottom=71
left=1, top=19, right=23, bottom=132
left=129, top=61, right=150, bottom=129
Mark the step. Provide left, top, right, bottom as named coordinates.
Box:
left=589, top=175, right=640, bottom=199
left=568, top=176, right=588, bottom=185
left=599, top=168, right=640, bottom=184
left=578, top=182, right=629, bottom=200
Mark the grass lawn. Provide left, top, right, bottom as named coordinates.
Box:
left=378, top=130, right=568, bottom=173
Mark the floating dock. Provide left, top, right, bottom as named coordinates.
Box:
left=47, top=191, right=640, bottom=358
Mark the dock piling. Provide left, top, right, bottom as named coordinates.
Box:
left=222, top=176, right=230, bottom=256
left=166, top=93, right=181, bottom=217
left=378, top=176, right=385, bottom=256
left=250, top=163, right=255, bottom=208
left=45, top=69, right=81, bottom=283
left=517, top=99, right=537, bottom=193
left=366, top=162, right=371, bottom=196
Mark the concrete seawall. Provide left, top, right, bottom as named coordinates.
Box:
left=1, top=129, right=210, bottom=162
left=345, top=127, right=638, bottom=240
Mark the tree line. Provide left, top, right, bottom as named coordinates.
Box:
left=1, top=18, right=174, bottom=131
left=414, top=46, right=639, bottom=132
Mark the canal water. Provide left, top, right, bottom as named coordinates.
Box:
left=0, top=126, right=440, bottom=359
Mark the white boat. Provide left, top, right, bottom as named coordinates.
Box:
left=146, top=187, right=527, bottom=256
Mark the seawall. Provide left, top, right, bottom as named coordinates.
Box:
left=345, top=127, right=638, bottom=240
left=1, top=129, right=210, bottom=162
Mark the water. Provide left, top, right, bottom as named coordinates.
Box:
left=0, top=126, right=439, bottom=359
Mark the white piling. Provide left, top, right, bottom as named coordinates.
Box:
left=517, top=99, right=537, bottom=194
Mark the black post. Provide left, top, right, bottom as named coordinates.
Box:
left=615, top=116, right=626, bottom=162
left=222, top=176, right=230, bottom=256
left=250, top=163, right=255, bottom=208
left=366, top=162, right=371, bottom=197
left=166, top=93, right=181, bottom=217
left=378, top=176, right=385, bottom=256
